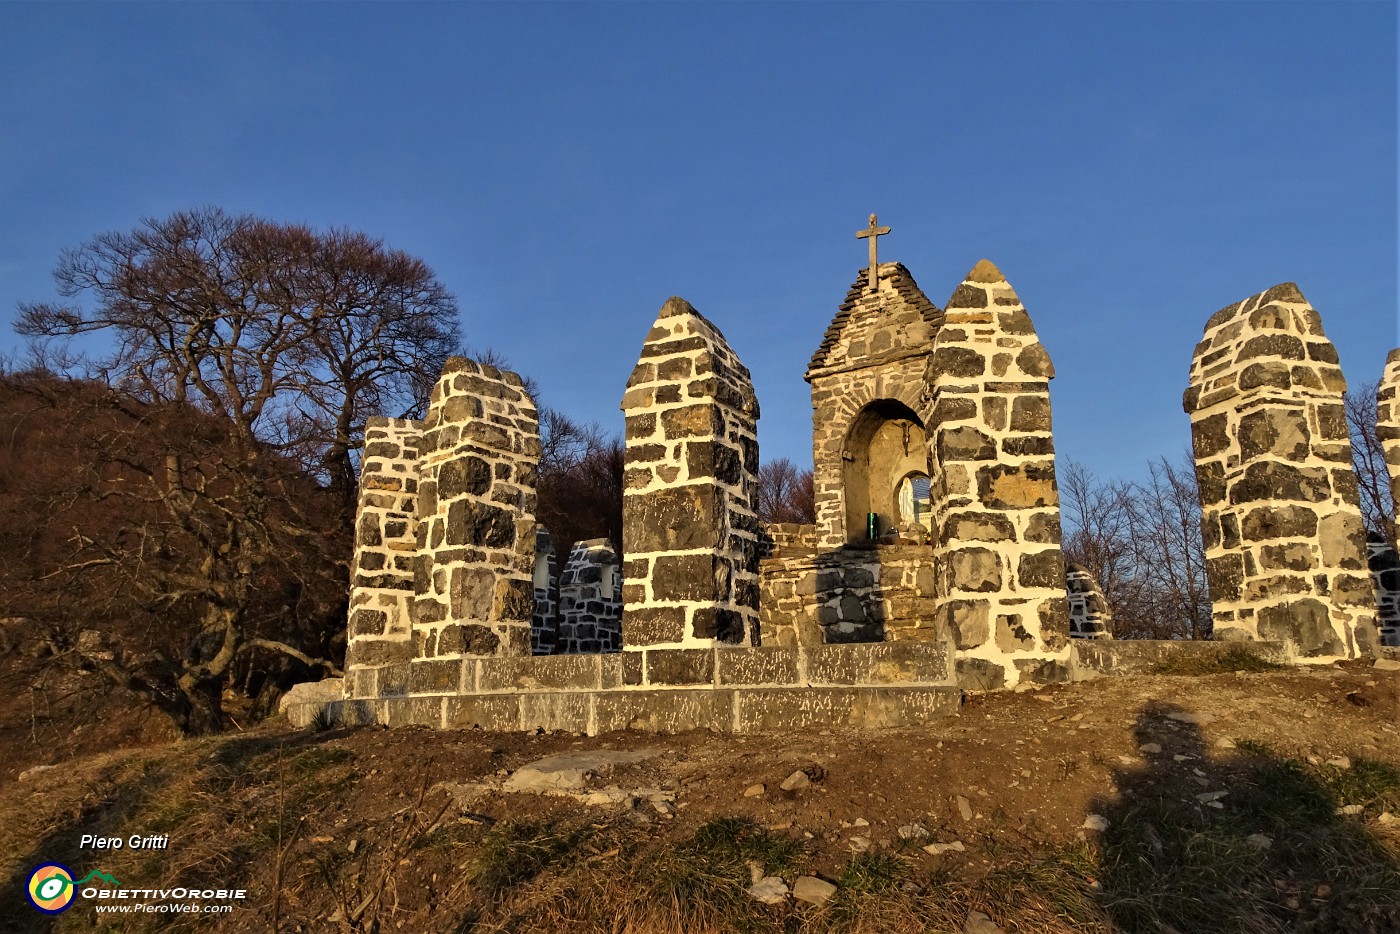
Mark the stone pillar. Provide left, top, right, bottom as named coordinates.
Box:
left=345, top=417, right=422, bottom=699
left=410, top=358, right=540, bottom=688
left=556, top=538, right=623, bottom=653
left=1065, top=563, right=1113, bottom=639
left=620, top=296, right=760, bottom=648
left=1184, top=283, right=1377, bottom=656
left=531, top=526, right=559, bottom=655
left=922, top=260, right=1069, bottom=683
left=1379, top=349, right=1400, bottom=521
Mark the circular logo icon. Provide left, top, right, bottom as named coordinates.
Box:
left=26, top=863, right=77, bottom=914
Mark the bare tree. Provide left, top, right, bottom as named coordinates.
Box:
left=1123, top=455, right=1212, bottom=640
left=1346, top=380, right=1396, bottom=549
left=14, top=208, right=461, bottom=733
left=535, top=409, right=624, bottom=558
left=1059, top=459, right=1137, bottom=621
left=753, top=457, right=816, bottom=524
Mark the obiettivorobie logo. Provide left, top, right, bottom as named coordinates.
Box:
left=25, top=863, right=122, bottom=914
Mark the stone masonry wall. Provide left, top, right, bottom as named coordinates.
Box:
left=921, top=259, right=1069, bottom=686
left=806, top=263, right=943, bottom=549
left=345, top=417, right=422, bottom=700
left=759, top=546, right=939, bottom=647
left=620, top=297, right=761, bottom=648
left=531, top=526, right=559, bottom=655
left=1379, top=349, right=1400, bottom=521
left=408, top=359, right=540, bottom=698
left=1066, top=562, right=1113, bottom=639
left=556, top=538, right=623, bottom=653
left=1184, top=283, right=1376, bottom=657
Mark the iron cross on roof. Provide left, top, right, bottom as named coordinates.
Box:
left=855, top=213, right=892, bottom=292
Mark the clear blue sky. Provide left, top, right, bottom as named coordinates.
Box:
left=1, top=2, right=1395, bottom=486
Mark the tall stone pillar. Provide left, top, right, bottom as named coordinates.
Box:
left=922, top=260, right=1069, bottom=683
left=1184, top=284, right=1377, bottom=656
left=345, top=417, right=421, bottom=699
left=620, top=297, right=760, bottom=648
left=1378, top=349, right=1400, bottom=521
left=410, top=358, right=540, bottom=689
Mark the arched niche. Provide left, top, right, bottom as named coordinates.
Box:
left=841, top=399, right=932, bottom=544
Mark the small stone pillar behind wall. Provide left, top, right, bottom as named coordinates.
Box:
left=922, top=260, right=1069, bottom=684
left=620, top=297, right=761, bottom=648
left=531, top=526, right=559, bottom=655
left=556, top=538, right=623, bottom=653
left=345, top=417, right=422, bottom=699
left=410, top=359, right=540, bottom=695
left=1066, top=563, right=1113, bottom=639
left=1184, top=284, right=1376, bottom=657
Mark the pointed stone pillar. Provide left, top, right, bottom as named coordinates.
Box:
left=620, top=297, right=760, bottom=648
left=1184, top=284, right=1377, bottom=656
left=922, top=260, right=1069, bottom=684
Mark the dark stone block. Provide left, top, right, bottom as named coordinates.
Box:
left=626, top=486, right=718, bottom=553
left=1014, top=657, right=1071, bottom=684
left=1238, top=333, right=1305, bottom=361
left=931, top=345, right=986, bottom=378
left=346, top=637, right=414, bottom=668
left=1229, top=462, right=1330, bottom=504
left=1002, top=435, right=1054, bottom=456
left=1238, top=362, right=1291, bottom=391
left=946, top=283, right=988, bottom=309
left=350, top=608, right=388, bottom=637
left=439, top=456, right=493, bottom=498
left=692, top=607, right=747, bottom=643
left=624, top=606, right=687, bottom=645
left=447, top=499, right=516, bottom=547
left=1019, top=549, right=1065, bottom=589
left=1192, top=413, right=1230, bottom=458
left=413, top=597, right=447, bottom=625
left=626, top=413, right=656, bottom=440
left=956, top=657, right=1005, bottom=691
left=356, top=515, right=382, bottom=547
left=929, top=397, right=977, bottom=423
left=938, top=426, right=997, bottom=460
left=1024, top=511, right=1062, bottom=544
left=1009, top=395, right=1052, bottom=433
left=1307, top=342, right=1339, bottom=364
left=1206, top=553, right=1245, bottom=601
left=646, top=648, right=714, bottom=685
left=408, top=659, right=461, bottom=694
left=651, top=553, right=721, bottom=602
left=1257, top=599, right=1342, bottom=656
left=661, top=404, right=713, bottom=439
left=1239, top=408, right=1310, bottom=462
left=1015, top=344, right=1054, bottom=378
left=716, top=647, right=800, bottom=685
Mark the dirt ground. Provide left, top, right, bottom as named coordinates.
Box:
left=3, top=650, right=1399, bottom=933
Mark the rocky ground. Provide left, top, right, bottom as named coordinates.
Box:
left=3, top=652, right=1400, bottom=933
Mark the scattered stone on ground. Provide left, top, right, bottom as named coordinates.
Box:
left=792, top=875, right=837, bottom=905
left=1083, top=814, right=1109, bottom=832
left=743, top=782, right=765, bottom=797
left=781, top=769, right=811, bottom=791
left=957, top=795, right=974, bottom=821
left=923, top=840, right=966, bottom=855
left=748, top=876, right=789, bottom=904
left=964, top=908, right=1007, bottom=934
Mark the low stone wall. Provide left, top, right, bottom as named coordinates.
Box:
left=289, top=642, right=957, bottom=734
left=1070, top=639, right=1289, bottom=678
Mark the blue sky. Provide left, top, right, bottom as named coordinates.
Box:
left=1, top=1, right=1395, bottom=486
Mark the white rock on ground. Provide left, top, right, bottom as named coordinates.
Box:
left=748, top=876, right=789, bottom=904
left=957, top=795, right=974, bottom=821
left=923, top=840, right=965, bottom=855
left=503, top=751, right=655, bottom=793
left=780, top=770, right=810, bottom=791
left=792, top=876, right=837, bottom=905
left=1083, top=814, right=1109, bottom=832
left=279, top=678, right=346, bottom=715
